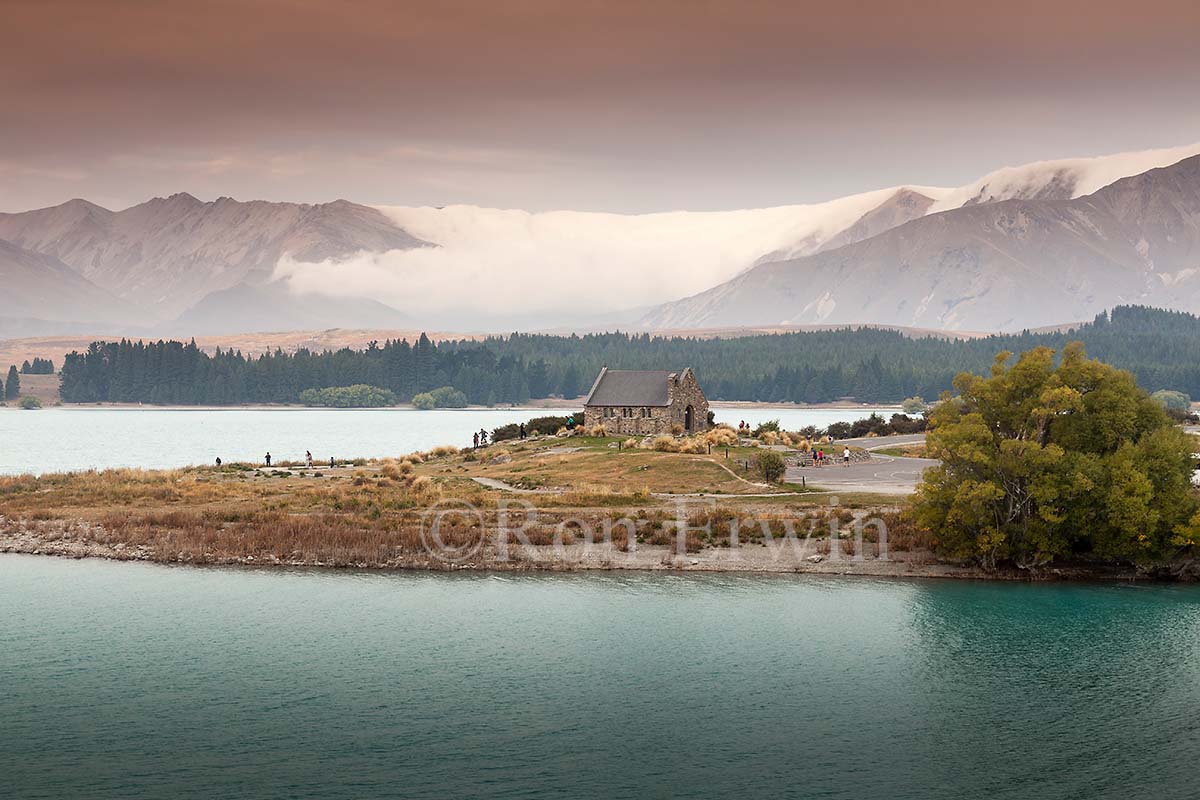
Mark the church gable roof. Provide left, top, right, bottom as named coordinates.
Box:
left=584, top=368, right=673, bottom=407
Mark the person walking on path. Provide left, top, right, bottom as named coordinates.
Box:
left=479, top=428, right=488, bottom=446
left=843, top=446, right=851, bottom=466
left=264, top=452, right=272, bottom=467
left=329, top=456, right=335, bottom=469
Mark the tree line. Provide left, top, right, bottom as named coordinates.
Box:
left=56, top=305, right=1200, bottom=406
left=20, top=358, right=54, bottom=375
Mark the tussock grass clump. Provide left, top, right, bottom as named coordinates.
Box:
left=651, top=435, right=678, bottom=452
left=877, top=509, right=932, bottom=552
left=409, top=475, right=438, bottom=500
left=703, top=426, right=738, bottom=448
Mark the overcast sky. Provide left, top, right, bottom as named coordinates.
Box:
left=2, top=0, right=1199, bottom=213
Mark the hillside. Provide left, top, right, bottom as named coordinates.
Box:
left=0, top=239, right=133, bottom=327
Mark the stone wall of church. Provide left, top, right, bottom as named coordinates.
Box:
left=667, top=370, right=710, bottom=433
left=583, top=404, right=671, bottom=435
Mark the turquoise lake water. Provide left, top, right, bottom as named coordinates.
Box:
left=0, top=405, right=896, bottom=475
left=2, top=554, right=1199, bottom=799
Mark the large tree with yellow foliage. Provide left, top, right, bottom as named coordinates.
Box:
left=915, top=343, right=1200, bottom=571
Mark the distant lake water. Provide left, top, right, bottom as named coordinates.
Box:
left=0, top=404, right=897, bottom=475
left=2, top=554, right=1199, bottom=799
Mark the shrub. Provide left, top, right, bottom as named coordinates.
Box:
left=755, top=450, right=787, bottom=483
left=527, top=415, right=575, bottom=436
left=412, top=386, right=468, bottom=410
left=299, top=384, right=396, bottom=408
left=18, top=396, right=42, bottom=410
left=887, top=413, right=928, bottom=434
left=494, top=415, right=576, bottom=441
left=1151, top=389, right=1191, bottom=411
left=431, top=386, right=468, bottom=407
left=491, top=423, right=520, bottom=442
left=826, top=422, right=852, bottom=440
left=752, top=419, right=780, bottom=436
left=901, top=396, right=928, bottom=414
left=848, top=413, right=890, bottom=438
left=652, top=435, right=678, bottom=452
left=670, top=423, right=685, bottom=436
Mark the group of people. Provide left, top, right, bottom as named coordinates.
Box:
left=729, top=420, right=855, bottom=467
left=215, top=451, right=336, bottom=469
left=473, top=423, right=528, bottom=449
left=810, top=446, right=852, bottom=467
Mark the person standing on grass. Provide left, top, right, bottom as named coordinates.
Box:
left=473, top=431, right=479, bottom=449
left=265, top=452, right=271, bottom=467
left=329, top=456, right=335, bottom=469
left=519, top=422, right=527, bottom=440
left=305, top=450, right=313, bottom=469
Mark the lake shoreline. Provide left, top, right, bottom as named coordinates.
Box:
left=3, top=399, right=901, bottom=412
left=0, top=516, right=1158, bottom=583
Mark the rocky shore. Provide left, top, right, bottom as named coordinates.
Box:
left=0, top=514, right=1138, bottom=581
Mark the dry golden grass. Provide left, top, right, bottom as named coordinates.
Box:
left=445, top=440, right=774, bottom=495
left=0, top=441, right=917, bottom=570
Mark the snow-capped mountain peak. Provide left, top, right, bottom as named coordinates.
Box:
left=927, top=142, right=1200, bottom=213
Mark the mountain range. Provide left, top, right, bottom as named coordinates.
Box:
left=2, top=142, right=1199, bottom=337
left=642, top=153, right=1200, bottom=331
left=0, top=195, right=426, bottom=335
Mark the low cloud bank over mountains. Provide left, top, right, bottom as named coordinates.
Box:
left=3, top=142, right=1199, bottom=337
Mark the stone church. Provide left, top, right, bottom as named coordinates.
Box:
left=582, top=367, right=710, bottom=436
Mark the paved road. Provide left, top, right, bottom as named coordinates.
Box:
left=836, top=433, right=927, bottom=450
left=787, top=434, right=935, bottom=495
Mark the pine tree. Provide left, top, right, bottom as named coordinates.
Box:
left=5, top=365, right=19, bottom=400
